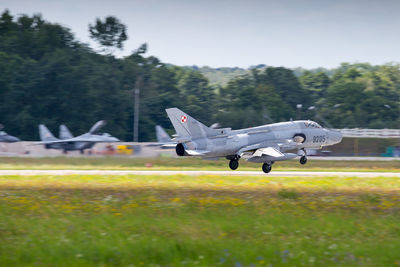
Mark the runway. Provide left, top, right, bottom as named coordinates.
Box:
left=0, top=170, right=399, bottom=177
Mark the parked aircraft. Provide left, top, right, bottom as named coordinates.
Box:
left=166, top=108, right=342, bottom=173
left=156, top=125, right=172, bottom=144
left=38, top=121, right=119, bottom=153
left=0, top=125, right=20, bottom=142
left=146, top=125, right=177, bottom=149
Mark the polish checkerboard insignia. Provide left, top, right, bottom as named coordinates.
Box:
left=181, top=116, right=187, bottom=123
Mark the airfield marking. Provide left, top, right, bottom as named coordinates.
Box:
left=0, top=170, right=399, bottom=177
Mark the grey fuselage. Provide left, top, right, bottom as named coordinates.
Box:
left=182, top=120, right=342, bottom=159
left=0, top=131, right=20, bottom=142
left=45, top=141, right=95, bottom=151
left=46, top=134, right=118, bottom=151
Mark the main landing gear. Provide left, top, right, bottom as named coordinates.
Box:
left=262, top=163, right=272, bottom=173
left=229, top=159, right=239, bottom=170
left=228, top=155, right=240, bottom=170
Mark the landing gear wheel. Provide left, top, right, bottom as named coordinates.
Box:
left=262, top=163, right=272, bottom=173
left=300, top=156, right=307, bottom=165
left=229, top=159, right=239, bottom=170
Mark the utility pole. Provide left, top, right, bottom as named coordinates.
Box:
left=296, top=104, right=302, bottom=120
left=133, top=78, right=141, bottom=142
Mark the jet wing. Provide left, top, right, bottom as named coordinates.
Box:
left=252, top=147, right=284, bottom=158
left=145, top=142, right=176, bottom=149
left=236, top=141, right=294, bottom=159
left=277, top=139, right=304, bottom=150
left=36, top=135, right=119, bottom=144
left=35, top=139, right=88, bottom=145
left=236, top=136, right=304, bottom=155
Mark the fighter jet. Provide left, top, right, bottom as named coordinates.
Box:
left=156, top=125, right=172, bottom=144
left=166, top=108, right=342, bottom=173
left=38, top=120, right=119, bottom=153
left=0, top=125, right=20, bottom=142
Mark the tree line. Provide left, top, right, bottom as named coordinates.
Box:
left=0, top=10, right=399, bottom=141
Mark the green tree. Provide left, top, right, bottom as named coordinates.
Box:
left=89, top=16, right=127, bottom=54
left=260, top=67, right=311, bottom=109
left=300, top=71, right=331, bottom=101
left=178, top=71, right=216, bottom=125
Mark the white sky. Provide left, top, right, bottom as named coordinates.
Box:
left=1, top=0, right=400, bottom=68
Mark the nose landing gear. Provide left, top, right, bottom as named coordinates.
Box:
left=300, top=155, right=307, bottom=165
left=299, top=148, right=307, bottom=165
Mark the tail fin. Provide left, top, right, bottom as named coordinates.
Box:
left=89, top=120, right=106, bottom=134
left=59, top=125, right=73, bottom=139
left=155, top=125, right=172, bottom=143
left=39, top=125, right=58, bottom=141
left=166, top=108, right=220, bottom=138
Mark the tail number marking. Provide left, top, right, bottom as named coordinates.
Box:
left=313, top=135, right=326, bottom=143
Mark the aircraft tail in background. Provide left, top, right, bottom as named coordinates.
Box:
left=89, top=120, right=106, bottom=134
left=155, top=125, right=172, bottom=143
left=39, top=125, right=58, bottom=141
left=59, top=125, right=73, bottom=139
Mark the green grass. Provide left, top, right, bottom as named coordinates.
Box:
left=2, top=174, right=400, bottom=266
left=0, top=157, right=399, bottom=172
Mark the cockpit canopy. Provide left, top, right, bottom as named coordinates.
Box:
left=304, top=121, right=322, bottom=129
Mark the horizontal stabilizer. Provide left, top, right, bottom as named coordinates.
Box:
left=161, top=143, right=177, bottom=149
left=185, top=150, right=210, bottom=156
left=172, top=136, right=192, bottom=143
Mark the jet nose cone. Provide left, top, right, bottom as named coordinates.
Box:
left=329, top=130, right=342, bottom=144
left=9, top=136, right=20, bottom=142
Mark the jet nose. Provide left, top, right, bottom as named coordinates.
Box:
left=329, top=130, right=342, bottom=144
left=9, top=136, right=20, bottom=142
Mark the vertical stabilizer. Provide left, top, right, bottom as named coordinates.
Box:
left=59, top=125, right=74, bottom=139
left=165, top=108, right=218, bottom=138
left=89, top=120, right=106, bottom=134
left=39, top=125, right=58, bottom=141
left=155, top=125, right=172, bottom=143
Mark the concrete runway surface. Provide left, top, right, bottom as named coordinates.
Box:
left=0, top=170, right=399, bottom=177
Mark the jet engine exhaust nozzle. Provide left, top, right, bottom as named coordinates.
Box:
left=176, top=143, right=185, bottom=156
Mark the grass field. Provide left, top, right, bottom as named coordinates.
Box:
left=2, top=173, right=400, bottom=266
left=0, top=157, right=399, bottom=172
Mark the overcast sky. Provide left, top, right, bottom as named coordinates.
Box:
left=2, top=0, right=400, bottom=68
